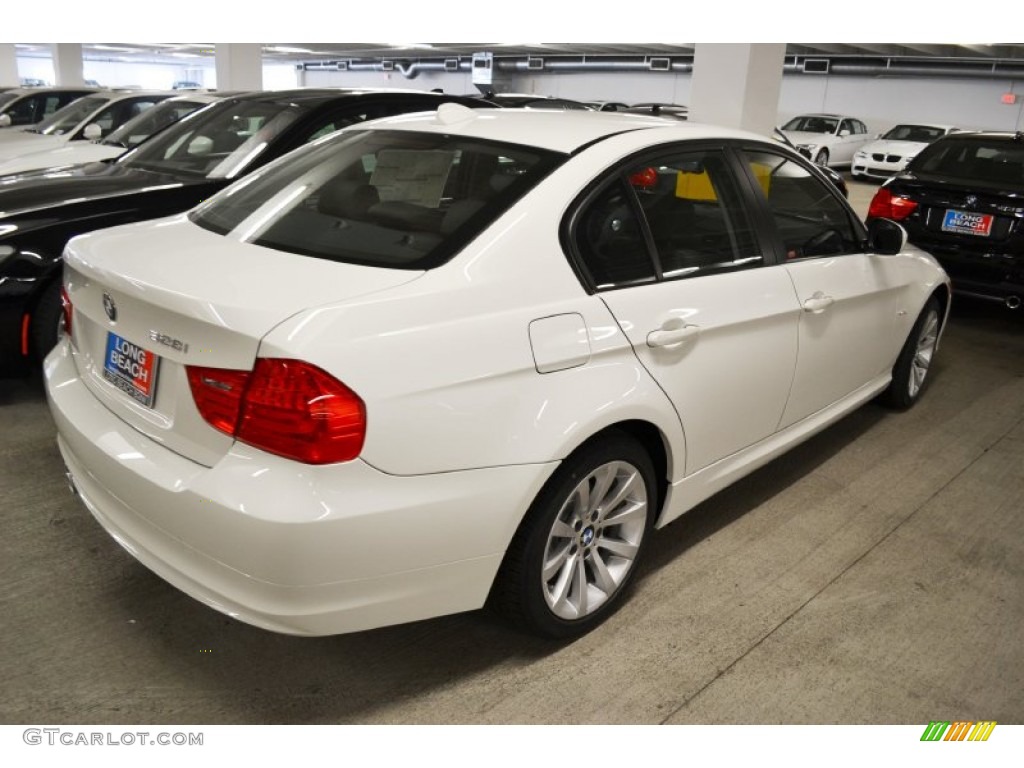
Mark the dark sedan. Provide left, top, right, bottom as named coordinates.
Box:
left=867, top=131, right=1024, bottom=309
left=0, top=89, right=489, bottom=376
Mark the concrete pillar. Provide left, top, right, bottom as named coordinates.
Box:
left=51, top=43, right=85, bottom=86
left=215, top=44, right=263, bottom=91
left=0, top=44, right=18, bottom=87
left=689, top=44, right=786, bottom=137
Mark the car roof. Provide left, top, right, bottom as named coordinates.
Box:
left=362, top=106, right=769, bottom=154
left=3, top=86, right=99, bottom=96
left=225, top=88, right=479, bottom=108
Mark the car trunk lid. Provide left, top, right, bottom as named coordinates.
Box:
left=63, top=217, right=423, bottom=467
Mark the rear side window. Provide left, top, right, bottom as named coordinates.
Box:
left=190, top=129, right=564, bottom=270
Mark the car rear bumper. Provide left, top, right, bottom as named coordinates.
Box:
left=45, top=338, right=557, bottom=635
left=908, top=241, right=1024, bottom=307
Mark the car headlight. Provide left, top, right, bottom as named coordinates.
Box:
left=855, top=151, right=867, bottom=159
left=904, top=155, right=916, bottom=163
left=797, top=143, right=817, bottom=151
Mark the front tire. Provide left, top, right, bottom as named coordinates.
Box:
left=881, top=296, right=941, bottom=409
left=491, top=432, right=656, bottom=639
left=814, top=148, right=829, bottom=166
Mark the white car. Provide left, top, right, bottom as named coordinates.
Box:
left=0, top=94, right=221, bottom=175
left=0, top=91, right=173, bottom=174
left=851, top=123, right=959, bottom=181
left=46, top=107, right=950, bottom=639
left=780, top=113, right=872, bottom=168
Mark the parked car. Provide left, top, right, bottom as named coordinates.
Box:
left=0, top=93, right=223, bottom=174
left=0, top=86, right=99, bottom=128
left=773, top=127, right=848, bottom=197
left=172, top=81, right=204, bottom=91
left=851, top=124, right=959, bottom=181
left=484, top=93, right=593, bottom=110
left=867, top=131, right=1024, bottom=309
left=585, top=101, right=630, bottom=112
left=780, top=113, right=872, bottom=168
left=46, top=106, right=950, bottom=639
left=623, top=102, right=689, bottom=120
left=0, top=91, right=175, bottom=174
left=0, top=89, right=492, bottom=376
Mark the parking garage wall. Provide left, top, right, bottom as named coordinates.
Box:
left=302, top=68, right=1024, bottom=133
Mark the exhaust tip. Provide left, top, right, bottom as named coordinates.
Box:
left=1006, top=296, right=1022, bottom=310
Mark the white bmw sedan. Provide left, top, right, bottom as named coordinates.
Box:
left=851, top=123, right=959, bottom=181
left=46, top=106, right=950, bottom=639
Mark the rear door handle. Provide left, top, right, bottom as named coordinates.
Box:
left=647, top=324, right=701, bottom=348
left=802, top=292, right=835, bottom=313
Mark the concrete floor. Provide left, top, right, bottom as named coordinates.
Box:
left=1, top=178, right=1022, bottom=725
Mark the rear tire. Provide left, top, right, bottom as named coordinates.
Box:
left=490, top=432, right=656, bottom=639
left=881, top=296, right=941, bottom=409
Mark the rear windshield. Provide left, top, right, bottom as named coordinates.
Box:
left=190, top=128, right=564, bottom=270
left=910, top=137, right=1024, bottom=186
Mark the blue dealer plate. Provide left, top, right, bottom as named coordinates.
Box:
left=102, top=332, right=160, bottom=407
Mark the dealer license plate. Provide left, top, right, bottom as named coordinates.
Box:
left=102, top=332, right=160, bottom=407
left=941, top=209, right=994, bottom=237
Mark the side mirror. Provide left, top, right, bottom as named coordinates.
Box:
left=0, top=114, right=11, bottom=128
left=839, top=129, right=851, bottom=138
left=867, top=218, right=908, bottom=255
left=82, top=123, right=103, bottom=141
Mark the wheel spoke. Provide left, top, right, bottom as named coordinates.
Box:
left=589, top=550, right=617, bottom=595
left=597, top=470, right=640, bottom=521
left=587, top=464, right=617, bottom=515
left=573, top=554, right=588, bottom=616
left=572, top=482, right=590, bottom=518
left=550, top=551, right=578, bottom=612
left=602, top=499, right=647, bottom=527
left=549, top=518, right=576, bottom=540
left=543, top=542, right=572, bottom=581
left=596, top=535, right=639, bottom=560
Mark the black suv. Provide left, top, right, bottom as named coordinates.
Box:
left=867, top=131, right=1024, bottom=309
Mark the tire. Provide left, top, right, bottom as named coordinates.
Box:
left=881, top=296, right=941, bottom=409
left=490, top=432, right=656, bottom=639
left=30, top=280, right=63, bottom=361
left=814, top=148, right=830, bottom=167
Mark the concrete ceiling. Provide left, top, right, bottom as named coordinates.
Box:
left=14, top=43, right=1024, bottom=66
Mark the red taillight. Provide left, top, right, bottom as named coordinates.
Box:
left=60, top=285, right=73, bottom=339
left=186, top=366, right=251, bottom=435
left=186, top=359, right=366, bottom=465
left=867, top=187, right=918, bottom=221
left=629, top=166, right=659, bottom=189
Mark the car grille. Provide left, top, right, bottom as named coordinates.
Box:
left=872, top=153, right=902, bottom=163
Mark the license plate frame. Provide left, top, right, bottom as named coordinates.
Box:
left=102, top=332, right=160, bottom=407
left=941, top=208, right=994, bottom=237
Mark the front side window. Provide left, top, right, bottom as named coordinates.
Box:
left=190, top=129, right=563, bottom=270
left=574, top=149, right=762, bottom=289
left=742, top=150, right=860, bottom=260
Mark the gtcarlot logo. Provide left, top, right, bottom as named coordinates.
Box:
left=23, top=728, right=203, bottom=747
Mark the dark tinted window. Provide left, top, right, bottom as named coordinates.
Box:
left=782, top=115, right=839, bottom=134
left=190, top=129, right=563, bottom=270
left=742, top=150, right=860, bottom=260
left=911, top=137, right=1024, bottom=186
left=575, top=149, right=762, bottom=289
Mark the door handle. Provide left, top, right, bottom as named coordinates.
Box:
left=802, top=292, right=835, bottom=313
left=647, top=324, right=701, bottom=348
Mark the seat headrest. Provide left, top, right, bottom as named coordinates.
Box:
left=318, top=179, right=380, bottom=219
